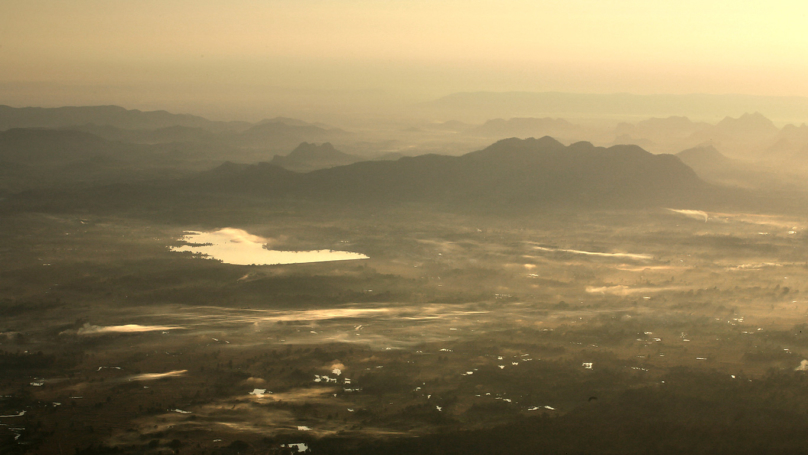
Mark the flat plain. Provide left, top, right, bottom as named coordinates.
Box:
left=3, top=202, right=808, bottom=454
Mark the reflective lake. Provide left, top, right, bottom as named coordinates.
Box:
left=170, top=228, right=369, bottom=265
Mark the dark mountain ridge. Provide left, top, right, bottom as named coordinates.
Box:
left=199, top=136, right=707, bottom=208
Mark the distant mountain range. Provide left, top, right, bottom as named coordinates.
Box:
left=0, top=105, right=350, bottom=153
left=195, top=137, right=707, bottom=208
left=615, top=116, right=710, bottom=146
left=765, top=123, right=808, bottom=162
left=674, top=143, right=808, bottom=190
left=418, top=112, right=808, bottom=162
left=609, top=113, right=806, bottom=159
left=6, top=104, right=808, bottom=196
left=686, top=112, right=780, bottom=154
left=419, top=92, right=808, bottom=123
left=0, top=104, right=249, bottom=132
left=6, top=103, right=808, bottom=165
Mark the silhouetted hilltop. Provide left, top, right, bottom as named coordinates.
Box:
left=232, top=122, right=349, bottom=151
left=200, top=136, right=706, bottom=208
left=676, top=144, right=732, bottom=170
left=610, top=134, right=657, bottom=151
left=0, top=105, right=248, bottom=132
left=714, top=112, right=779, bottom=138
left=685, top=112, right=780, bottom=158
left=778, top=123, right=808, bottom=142
left=765, top=124, right=808, bottom=161
left=270, top=142, right=361, bottom=171
left=467, top=117, right=579, bottom=138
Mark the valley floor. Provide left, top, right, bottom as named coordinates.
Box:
left=2, top=206, right=808, bottom=454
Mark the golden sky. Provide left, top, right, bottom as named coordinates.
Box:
left=2, top=0, right=807, bottom=118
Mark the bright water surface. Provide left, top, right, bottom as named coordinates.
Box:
left=171, top=228, right=369, bottom=265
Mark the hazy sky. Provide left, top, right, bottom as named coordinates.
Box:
left=2, top=0, right=807, bottom=119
